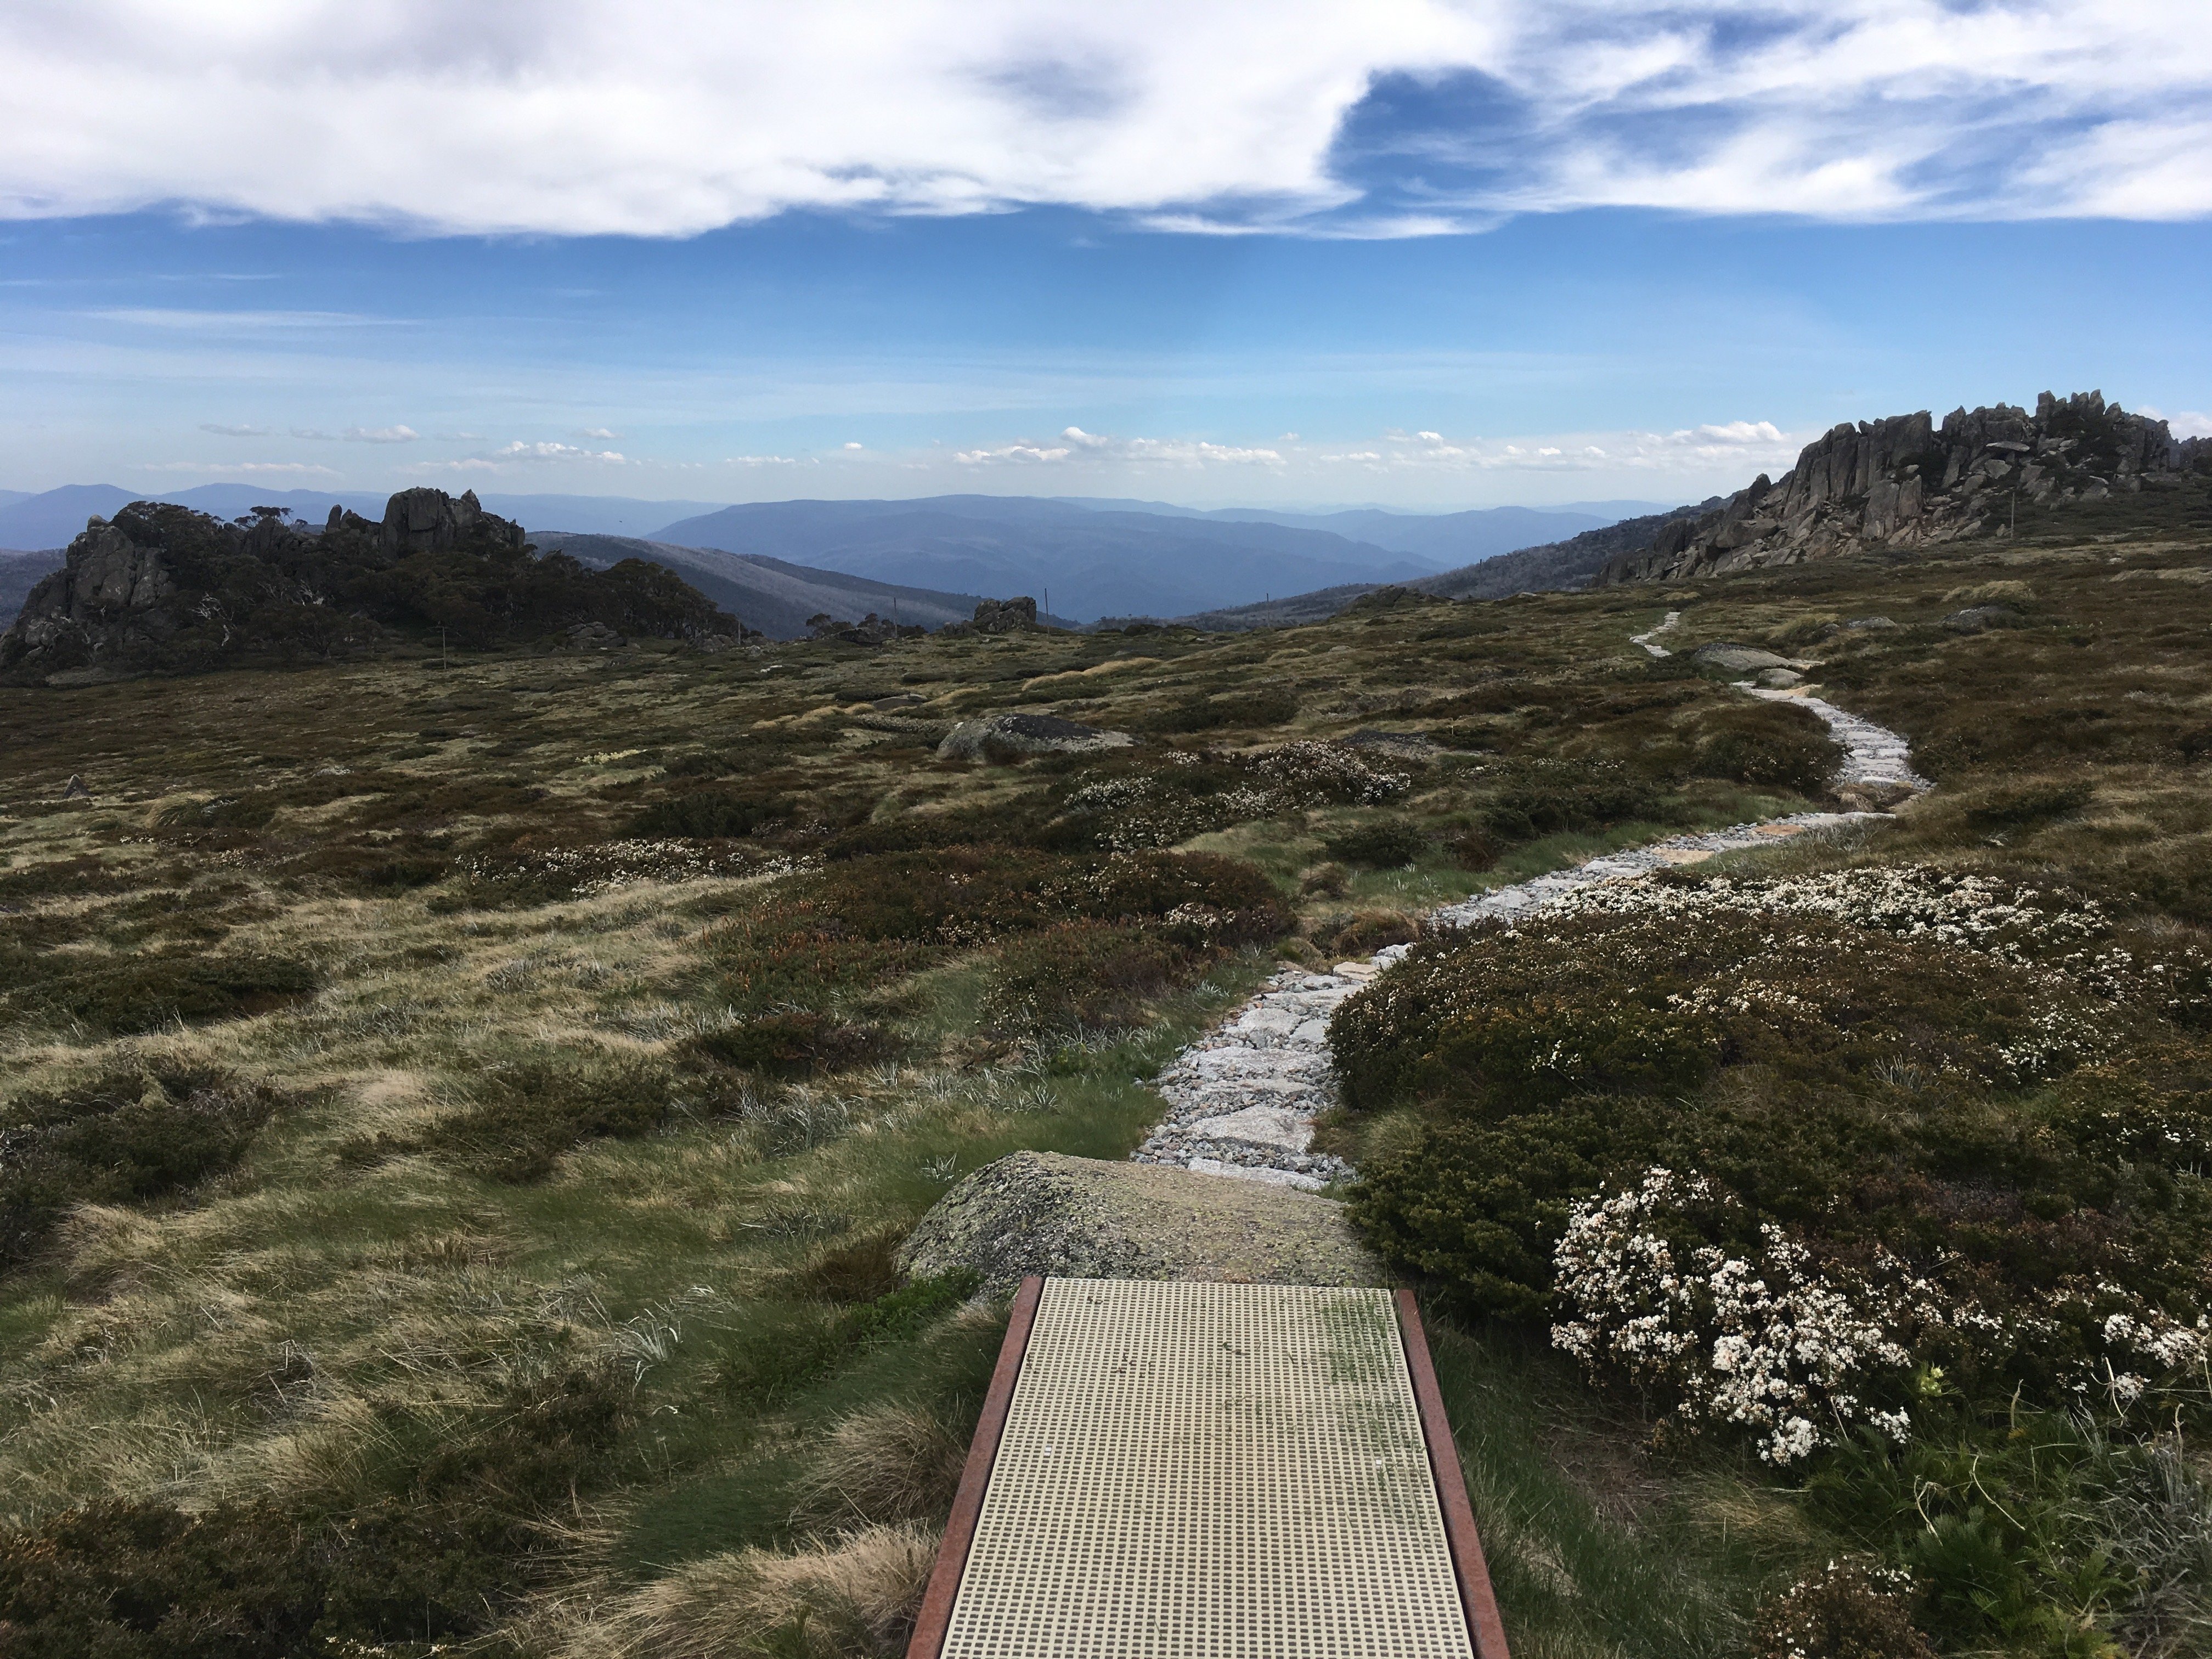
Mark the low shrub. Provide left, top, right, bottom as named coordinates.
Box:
left=1688, top=703, right=1841, bottom=792
left=0, top=1364, right=635, bottom=1654
left=1322, top=818, right=1427, bottom=868
left=691, top=1012, right=893, bottom=1077
left=402, top=1053, right=679, bottom=1182
left=1335, top=870, right=2210, bottom=1463
left=980, top=921, right=1194, bottom=1033
left=12, top=950, right=317, bottom=1036
left=1133, top=689, right=1299, bottom=733
left=1, top=1066, right=285, bottom=1271
left=1748, top=1561, right=1933, bottom=1659
left=630, top=788, right=794, bottom=839
left=1960, top=777, right=2095, bottom=831
left=1478, top=766, right=1663, bottom=846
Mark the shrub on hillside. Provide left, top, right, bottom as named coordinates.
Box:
left=1688, top=702, right=1841, bottom=792
left=1322, top=818, right=1427, bottom=868
left=1335, top=867, right=2210, bottom=1462
left=980, top=921, right=1194, bottom=1034
left=0, top=1066, right=286, bottom=1271
left=691, top=1012, right=892, bottom=1077
left=10, top=950, right=317, bottom=1036
left=630, top=788, right=794, bottom=839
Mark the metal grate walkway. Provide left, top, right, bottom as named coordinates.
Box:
left=911, top=1278, right=1507, bottom=1659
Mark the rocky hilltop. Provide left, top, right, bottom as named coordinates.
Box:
left=0, top=488, right=750, bottom=683
left=1604, top=391, right=2210, bottom=584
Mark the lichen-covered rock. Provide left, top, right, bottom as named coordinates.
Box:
left=1692, top=641, right=1804, bottom=674
left=936, top=712, right=1133, bottom=761
left=897, top=1151, right=1385, bottom=1295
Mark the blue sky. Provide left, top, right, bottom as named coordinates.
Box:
left=3, top=2, right=2208, bottom=509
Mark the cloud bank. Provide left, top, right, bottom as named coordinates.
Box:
left=1, top=3, right=2204, bottom=236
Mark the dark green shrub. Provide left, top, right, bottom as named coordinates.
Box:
left=1447, top=826, right=1503, bottom=871
left=1, top=1067, right=284, bottom=1271
left=690, top=1012, right=891, bottom=1076
left=1688, top=703, right=1841, bottom=792
left=1350, top=1109, right=1621, bottom=1320
left=1960, top=777, right=2094, bottom=830
left=1479, top=771, right=1662, bottom=845
left=0, top=1365, right=635, bottom=1654
left=405, top=1054, right=676, bottom=1182
left=1133, top=689, right=1299, bottom=733
left=629, top=788, right=793, bottom=839
left=1322, top=819, right=1427, bottom=868
left=1748, top=1561, right=1933, bottom=1659
left=13, top=951, right=317, bottom=1036
left=980, top=921, right=1194, bottom=1032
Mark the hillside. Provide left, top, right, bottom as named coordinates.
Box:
left=1172, top=501, right=1716, bottom=630
left=650, top=495, right=1437, bottom=620
left=3, top=466, right=2209, bottom=1657
left=0, top=490, right=746, bottom=684
left=529, top=533, right=1040, bottom=639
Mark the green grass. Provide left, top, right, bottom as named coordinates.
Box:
left=3, top=510, right=2210, bottom=1655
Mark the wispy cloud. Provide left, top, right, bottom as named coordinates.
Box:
left=1, top=4, right=2201, bottom=238
left=200, top=421, right=270, bottom=437
left=142, top=460, right=341, bottom=475
left=956, top=425, right=1285, bottom=467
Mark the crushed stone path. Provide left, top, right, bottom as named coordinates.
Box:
left=1130, top=630, right=1930, bottom=1191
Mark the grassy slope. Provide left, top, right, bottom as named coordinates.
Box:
left=0, top=500, right=2207, bottom=1656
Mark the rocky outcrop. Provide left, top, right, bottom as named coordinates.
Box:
left=1604, top=391, right=2207, bottom=585
left=898, top=1151, right=1385, bottom=1295
left=936, top=595, right=1041, bottom=637
left=935, top=712, right=1135, bottom=761
left=377, top=487, right=528, bottom=558
left=1, top=489, right=748, bottom=682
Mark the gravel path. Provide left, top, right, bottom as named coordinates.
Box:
left=1131, top=633, right=1930, bottom=1190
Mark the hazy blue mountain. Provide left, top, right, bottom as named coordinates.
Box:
left=1203, top=505, right=1606, bottom=565
left=529, top=533, right=1031, bottom=639
left=477, top=494, right=731, bottom=537
left=648, top=495, right=1434, bottom=620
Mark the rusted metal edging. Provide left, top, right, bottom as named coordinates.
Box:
left=906, top=1274, right=1044, bottom=1659
left=1396, top=1287, right=1513, bottom=1659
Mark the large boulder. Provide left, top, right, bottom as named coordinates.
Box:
left=1691, top=641, right=1805, bottom=674
left=898, top=1151, right=1386, bottom=1295
left=380, top=487, right=526, bottom=558
left=936, top=712, right=1134, bottom=761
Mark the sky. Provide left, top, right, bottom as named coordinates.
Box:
left=3, top=0, right=2209, bottom=511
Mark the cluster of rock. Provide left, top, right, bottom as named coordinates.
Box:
left=935, top=595, right=1041, bottom=637
left=1604, top=391, right=2210, bottom=584
left=935, top=711, right=1133, bottom=761
left=0, top=489, right=749, bottom=682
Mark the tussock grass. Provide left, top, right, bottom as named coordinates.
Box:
left=4, top=512, right=2209, bottom=1652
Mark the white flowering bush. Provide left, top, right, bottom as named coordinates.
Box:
left=1551, top=1169, right=1915, bottom=1463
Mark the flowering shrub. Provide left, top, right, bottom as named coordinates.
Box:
left=1749, top=1561, right=1933, bottom=1659
left=1247, top=741, right=1410, bottom=805
left=1340, top=864, right=2212, bottom=1450
left=1549, top=1170, right=1914, bottom=1463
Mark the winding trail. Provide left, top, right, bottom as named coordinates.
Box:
left=1131, top=627, right=1930, bottom=1190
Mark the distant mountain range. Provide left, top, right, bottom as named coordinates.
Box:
left=0, top=484, right=1660, bottom=627
left=529, top=534, right=1057, bottom=639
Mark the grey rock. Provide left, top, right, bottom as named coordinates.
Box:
left=1692, top=641, right=1801, bottom=673
left=63, top=773, right=90, bottom=799
left=898, top=1151, right=1385, bottom=1296
left=381, top=487, right=525, bottom=558
left=1942, top=605, right=2023, bottom=633
left=937, top=712, right=1134, bottom=761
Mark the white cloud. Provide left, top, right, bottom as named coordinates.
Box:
left=492, top=439, right=625, bottom=463
left=726, top=454, right=800, bottom=466
left=957, top=425, right=1285, bottom=468
left=2, top=3, right=2202, bottom=237
left=199, top=421, right=270, bottom=437
left=83, top=307, right=395, bottom=329
left=578, top=427, right=621, bottom=439
left=345, top=424, right=419, bottom=443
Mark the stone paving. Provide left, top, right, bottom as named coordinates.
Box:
left=1130, top=635, right=1932, bottom=1190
